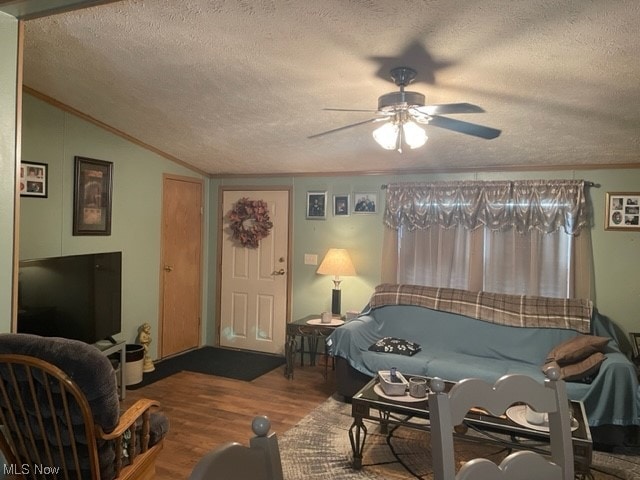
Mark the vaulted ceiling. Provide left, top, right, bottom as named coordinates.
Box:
left=15, top=0, right=640, bottom=175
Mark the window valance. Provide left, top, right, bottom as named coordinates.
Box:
left=383, top=180, right=589, bottom=235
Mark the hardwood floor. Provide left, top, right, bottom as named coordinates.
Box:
left=124, top=360, right=338, bottom=479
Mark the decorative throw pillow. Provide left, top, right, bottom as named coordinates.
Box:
left=546, top=335, right=609, bottom=366
left=368, top=337, right=422, bottom=356
left=559, top=352, right=606, bottom=382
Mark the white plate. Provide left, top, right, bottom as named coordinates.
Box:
left=505, top=405, right=579, bottom=432
left=373, top=383, right=427, bottom=403
left=306, top=318, right=344, bottom=326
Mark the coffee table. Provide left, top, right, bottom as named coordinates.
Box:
left=349, top=376, right=592, bottom=475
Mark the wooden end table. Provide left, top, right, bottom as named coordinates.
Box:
left=284, top=314, right=344, bottom=379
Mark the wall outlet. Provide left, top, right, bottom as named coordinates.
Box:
left=304, top=254, right=318, bottom=265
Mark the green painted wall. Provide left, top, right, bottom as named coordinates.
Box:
left=19, top=92, right=640, bottom=351
left=19, top=94, right=210, bottom=358
left=0, top=13, right=19, bottom=332
left=214, top=169, right=640, bottom=337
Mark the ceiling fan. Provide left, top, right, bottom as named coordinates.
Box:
left=309, top=67, right=501, bottom=152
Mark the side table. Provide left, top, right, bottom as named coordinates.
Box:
left=284, top=314, right=344, bottom=379
left=94, top=339, right=126, bottom=400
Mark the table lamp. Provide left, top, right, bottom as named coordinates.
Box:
left=317, top=248, right=356, bottom=316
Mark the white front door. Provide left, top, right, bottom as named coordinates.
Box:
left=219, top=189, right=290, bottom=354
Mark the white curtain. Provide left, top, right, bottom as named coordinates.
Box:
left=395, top=225, right=483, bottom=290
left=381, top=180, right=593, bottom=299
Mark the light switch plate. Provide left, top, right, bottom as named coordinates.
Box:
left=304, top=253, right=318, bottom=265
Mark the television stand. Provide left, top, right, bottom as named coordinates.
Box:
left=94, top=339, right=126, bottom=400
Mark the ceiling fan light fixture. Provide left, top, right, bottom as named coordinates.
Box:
left=402, top=121, right=428, bottom=149
left=311, top=67, right=500, bottom=144
left=372, top=122, right=399, bottom=150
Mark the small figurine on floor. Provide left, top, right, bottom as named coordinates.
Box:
left=137, top=322, right=155, bottom=372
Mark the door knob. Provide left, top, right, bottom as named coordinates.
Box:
left=271, top=268, right=285, bottom=276
left=164, top=265, right=173, bottom=272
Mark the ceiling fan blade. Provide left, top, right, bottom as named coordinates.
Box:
left=414, top=103, right=485, bottom=115
left=308, top=117, right=386, bottom=139
left=427, top=115, right=501, bottom=139
left=323, top=108, right=380, bottom=113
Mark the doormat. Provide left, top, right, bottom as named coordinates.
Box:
left=127, top=346, right=285, bottom=389
left=279, top=396, right=640, bottom=479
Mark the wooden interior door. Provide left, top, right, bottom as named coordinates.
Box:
left=160, top=174, right=203, bottom=358
left=219, top=189, right=290, bottom=354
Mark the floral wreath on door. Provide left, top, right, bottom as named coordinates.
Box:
left=227, top=197, right=273, bottom=248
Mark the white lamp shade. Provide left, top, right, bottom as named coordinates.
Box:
left=317, top=248, right=356, bottom=277
left=402, top=121, right=428, bottom=149
left=372, top=122, right=399, bottom=150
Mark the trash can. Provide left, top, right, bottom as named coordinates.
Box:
left=125, top=344, right=145, bottom=386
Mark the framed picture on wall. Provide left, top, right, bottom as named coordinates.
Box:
left=306, top=191, right=327, bottom=219
left=20, top=161, right=48, bottom=198
left=353, top=192, right=377, bottom=214
left=333, top=195, right=350, bottom=216
left=605, top=192, right=640, bottom=231
left=73, top=156, right=113, bottom=235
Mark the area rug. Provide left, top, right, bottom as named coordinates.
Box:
left=126, top=346, right=285, bottom=389
left=279, top=396, right=640, bottom=479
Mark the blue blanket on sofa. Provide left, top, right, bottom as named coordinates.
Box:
left=328, top=303, right=639, bottom=428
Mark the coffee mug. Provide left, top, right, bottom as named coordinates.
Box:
left=321, top=311, right=332, bottom=324
left=409, top=377, right=428, bottom=398
left=525, top=405, right=548, bottom=425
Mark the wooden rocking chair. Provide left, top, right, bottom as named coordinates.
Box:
left=0, top=333, right=168, bottom=480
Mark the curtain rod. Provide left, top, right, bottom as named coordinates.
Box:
left=381, top=181, right=599, bottom=189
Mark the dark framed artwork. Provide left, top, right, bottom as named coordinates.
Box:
left=20, top=161, right=48, bottom=198
left=333, top=194, right=350, bottom=216
left=73, top=156, right=113, bottom=235
left=353, top=192, right=377, bottom=214
left=306, top=191, right=327, bottom=219
left=605, top=192, right=640, bottom=231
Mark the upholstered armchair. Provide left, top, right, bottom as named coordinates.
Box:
left=0, top=333, right=169, bottom=480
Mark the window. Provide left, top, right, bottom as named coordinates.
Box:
left=382, top=180, right=592, bottom=299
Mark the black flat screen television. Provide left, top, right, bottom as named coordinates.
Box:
left=17, top=251, right=122, bottom=345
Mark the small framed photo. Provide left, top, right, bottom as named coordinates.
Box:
left=605, top=192, right=640, bottom=231
left=353, top=192, right=377, bottom=214
left=73, top=156, right=113, bottom=235
left=306, top=191, right=327, bottom=219
left=333, top=195, right=350, bottom=216
left=20, top=161, right=48, bottom=198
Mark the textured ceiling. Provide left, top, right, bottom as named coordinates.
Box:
left=21, top=0, right=640, bottom=176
